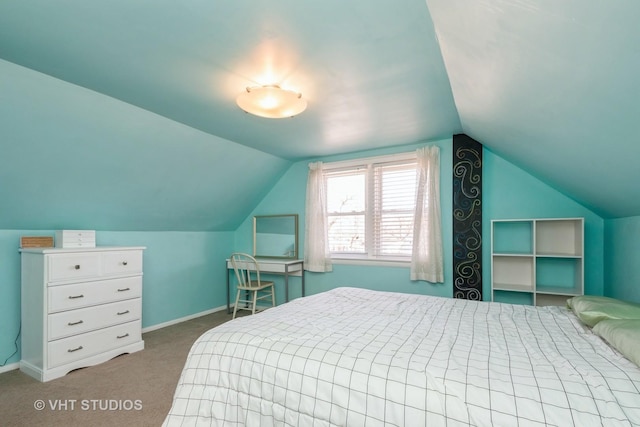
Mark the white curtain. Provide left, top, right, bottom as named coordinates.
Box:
left=411, top=146, right=444, bottom=282
left=304, top=162, right=333, bottom=272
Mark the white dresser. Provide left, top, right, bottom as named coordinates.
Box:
left=20, top=246, right=146, bottom=382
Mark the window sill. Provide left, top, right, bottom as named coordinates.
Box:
left=331, top=257, right=410, bottom=268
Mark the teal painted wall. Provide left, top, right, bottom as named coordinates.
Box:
left=98, top=231, right=232, bottom=325
left=0, top=232, right=22, bottom=367
left=0, top=230, right=232, bottom=367
left=233, top=139, right=454, bottom=302
left=0, top=61, right=608, bottom=369
left=0, top=139, right=607, bottom=368
left=482, top=149, right=604, bottom=298
left=235, top=139, right=605, bottom=302
left=0, top=59, right=290, bottom=232
left=604, top=216, right=640, bottom=303
left=0, top=59, right=286, bottom=368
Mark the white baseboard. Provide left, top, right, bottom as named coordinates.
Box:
left=141, top=304, right=228, bottom=333
left=0, top=362, right=19, bottom=374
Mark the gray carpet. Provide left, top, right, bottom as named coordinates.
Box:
left=0, top=310, right=238, bottom=427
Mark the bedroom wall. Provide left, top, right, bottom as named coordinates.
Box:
left=0, top=59, right=290, bottom=231
left=234, top=139, right=605, bottom=303
left=0, top=59, right=287, bottom=370
left=0, top=59, right=608, bottom=370
left=604, top=215, right=640, bottom=303
left=0, top=230, right=232, bottom=369
left=233, top=140, right=454, bottom=301
left=482, top=149, right=604, bottom=298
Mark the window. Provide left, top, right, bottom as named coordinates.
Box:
left=324, top=153, right=418, bottom=261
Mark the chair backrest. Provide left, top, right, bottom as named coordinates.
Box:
left=229, top=252, right=262, bottom=288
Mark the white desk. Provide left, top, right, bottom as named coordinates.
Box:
left=226, top=258, right=305, bottom=313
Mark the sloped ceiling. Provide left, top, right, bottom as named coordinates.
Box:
left=0, top=0, right=639, bottom=231
left=428, top=0, right=640, bottom=218
left=0, top=59, right=291, bottom=231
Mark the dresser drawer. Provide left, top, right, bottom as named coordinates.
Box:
left=102, top=250, right=143, bottom=276
left=48, top=253, right=101, bottom=282
left=48, top=320, right=141, bottom=368
left=48, top=276, right=142, bottom=313
left=48, top=298, right=141, bottom=340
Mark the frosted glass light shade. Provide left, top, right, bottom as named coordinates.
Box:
left=236, top=85, right=307, bottom=118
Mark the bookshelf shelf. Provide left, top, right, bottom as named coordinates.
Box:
left=491, top=218, right=584, bottom=306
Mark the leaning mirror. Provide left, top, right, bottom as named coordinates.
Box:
left=253, top=214, right=299, bottom=259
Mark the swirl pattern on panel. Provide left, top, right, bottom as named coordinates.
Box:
left=453, top=135, right=483, bottom=300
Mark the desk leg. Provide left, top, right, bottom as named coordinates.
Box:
left=226, top=262, right=231, bottom=314
left=284, top=265, right=289, bottom=303
left=301, top=267, right=305, bottom=297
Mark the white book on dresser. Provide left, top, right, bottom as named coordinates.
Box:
left=20, top=246, right=146, bottom=382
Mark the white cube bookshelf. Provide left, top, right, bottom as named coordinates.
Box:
left=492, top=255, right=534, bottom=292
left=491, top=218, right=584, bottom=306
left=536, top=220, right=583, bottom=256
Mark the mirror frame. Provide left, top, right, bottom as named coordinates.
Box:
left=253, top=214, right=299, bottom=259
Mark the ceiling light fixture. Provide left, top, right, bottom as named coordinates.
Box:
left=236, top=85, right=307, bottom=118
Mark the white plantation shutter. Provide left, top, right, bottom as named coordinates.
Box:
left=372, top=161, right=417, bottom=257
left=326, top=167, right=367, bottom=254
left=314, top=147, right=442, bottom=280
left=324, top=156, right=418, bottom=260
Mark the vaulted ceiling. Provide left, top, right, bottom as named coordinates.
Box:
left=1, top=0, right=639, bottom=229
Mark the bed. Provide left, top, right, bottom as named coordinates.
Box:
left=163, top=287, right=640, bottom=426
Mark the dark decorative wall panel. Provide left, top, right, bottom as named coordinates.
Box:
left=452, top=134, right=483, bottom=300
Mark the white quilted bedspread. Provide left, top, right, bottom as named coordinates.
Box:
left=163, top=287, right=640, bottom=426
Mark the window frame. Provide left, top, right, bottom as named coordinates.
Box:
left=323, top=151, right=418, bottom=265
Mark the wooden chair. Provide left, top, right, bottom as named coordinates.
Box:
left=230, top=253, right=275, bottom=319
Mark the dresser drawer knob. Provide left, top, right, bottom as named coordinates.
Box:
left=68, top=346, right=83, bottom=353
left=117, top=333, right=130, bottom=339
left=74, top=265, right=81, bottom=270
left=122, top=261, right=128, bottom=266
left=117, top=288, right=131, bottom=292
left=68, top=294, right=84, bottom=299
left=117, top=310, right=130, bottom=316
left=67, top=320, right=84, bottom=326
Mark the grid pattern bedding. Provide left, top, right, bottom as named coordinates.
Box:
left=163, top=287, right=640, bottom=426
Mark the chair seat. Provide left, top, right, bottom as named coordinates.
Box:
left=237, top=280, right=274, bottom=291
